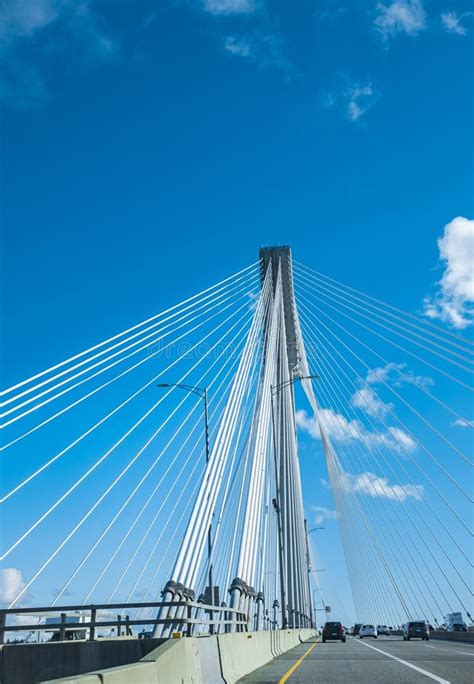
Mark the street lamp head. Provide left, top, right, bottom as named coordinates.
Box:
left=156, top=383, right=170, bottom=388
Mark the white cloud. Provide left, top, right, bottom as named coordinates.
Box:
left=0, top=0, right=59, bottom=41
left=323, top=81, right=379, bottom=124
left=297, top=408, right=363, bottom=443
left=388, top=426, right=417, bottom=451
left=296, top=408, right=416, bottom=452
left=346, top=84, right=376, bottom=122
left=312, top=505, right=338, bottom=525
left=423, top=217, right=474, bottom=329
left=351, top=387, right=393, bottom=418
left=202, top=0, right=258, bottom=15
left=0, top=0, right=116, bottom=108
left=366, top=362, right=433, bottom=389
left=0, top=0, right=115, bottom=52
left=374, top=0, right=426, bottom=41
left=225, top=36, right=252, bottom=57
left=345, top=471, right=424, bottom=501
left=451, top=418, right=474, bottom=428
left=224, top=27, right=293, bottom=78
left=441, top=12, right=470, bottom=36
left=0, top=568, right=26, bottom=605
left=366, top=364, right=394, bottom=385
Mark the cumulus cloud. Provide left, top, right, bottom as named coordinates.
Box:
left=0, top=0, right=116, bottom=108
left=374, top=0, right=426, bottom=41
left=296, top=409, right=416, bottom=452
left=451, top=418, right=474, bottom=428
left=351, top=387, right=393, bottom=418
left=365, top=362, right=433, bottom=389
left=312, top=506, right=338, bottom=525
left=202, top=0, right=258, bottom=15
left=423, top=217, right=474, bottom=329
left=0, top=568, right=26, bottom=605
left=224, top=25, right=293, bottom=78
left=344, top=471, right=424, bottom=501
left=349, top=365, right=430, bottom=440
left=0, top=0, right=116, bottom=52
left=225, top=35, right=252, bottom=57
left=346, top=84, right=376, bottom=122
left=322, top=81, right=379, bottom=124
left=387, top=426, right=416, bottom=451
left=441, top=12, right=470, bottom=36
left=0, top=0, right=59, bottom=41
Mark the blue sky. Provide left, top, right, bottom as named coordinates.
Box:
left=1, top=0, right=473, bottom=626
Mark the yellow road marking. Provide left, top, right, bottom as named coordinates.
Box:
left=278, top=639, right=320, bottom=684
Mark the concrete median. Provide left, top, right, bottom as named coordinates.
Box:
left=430, top=630, right=474, bottom=643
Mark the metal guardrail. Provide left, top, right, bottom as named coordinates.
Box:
left=0, top=600, right=248, bottom=644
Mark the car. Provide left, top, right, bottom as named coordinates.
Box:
left=322, top=621, right=346, bottom=643
left=359, top=625, right=377, bottom=638
left=403, top=621, right=430, bottom=641
left=352, top=623, right=363, bottom=636
left=377, top=625, right=390, bottom=636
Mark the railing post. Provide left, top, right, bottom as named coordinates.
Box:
left=0, top=611, right=6, bottom=645
left=186, top=604, right=192, bottom=637
left=59, top=613, right=67, bottom=642
left=89, top=607, right=96, bottom=641
left=125, top=615, right=131, bottom=636
left=209, top=601, right=214, bottom=636
left=219, top=601, right=226, bottom=635
left=117, top=614, right=122, bottom=637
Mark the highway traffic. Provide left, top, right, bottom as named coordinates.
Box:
left=239, top=635, right=474, bottom=683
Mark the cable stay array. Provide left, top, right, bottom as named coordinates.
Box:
left=1, top=254, right=313, bottom=636
left=293, top=261, right=473, bottom=627
left=1, top=248, right=472, bottom=640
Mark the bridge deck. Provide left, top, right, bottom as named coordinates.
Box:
left=238, top=635, right=474, bottom=684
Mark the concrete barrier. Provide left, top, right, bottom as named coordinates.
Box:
left=142, top=636, right=203, bottom=682
left=36, top=629, right=317, bottom=684
left=430, top=631, right=474, bottom=644
left=1, top=637, right=165, bottom=684
left=384, top=630, right=473, bottom=643
left=216, top=629, right=316, bottom=683
left=41, top=677, right=101, bottom=684
left=218, top=631, right=274, bottom=683
left=194, top=636, right=224, bottom=684
left=94, top=662, right=157, bottom=684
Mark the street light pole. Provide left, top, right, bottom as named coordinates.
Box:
left=270, top=395, right=287, bottom=630
left=270, top=374, right=319, bottom=630
left=157, top=382, right=214, bottom=632
left=203, top=387, right=215, bottom=634
left=304, top=519, right=314, bottom=629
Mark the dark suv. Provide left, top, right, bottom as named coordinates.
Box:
left=403, top=621, right=430, bottom=641
left=322, top=621, right=346, bottom=643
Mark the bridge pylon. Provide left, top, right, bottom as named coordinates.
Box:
left=155, top=246, right=314, bottom=635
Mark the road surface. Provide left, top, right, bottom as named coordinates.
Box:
left=238, top=635, right=474, bottom=683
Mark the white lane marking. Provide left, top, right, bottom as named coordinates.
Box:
left=425, top=645, right=436, bottom=649
left=354, top=637, right=450, bottom=684
left=456, top=651, right=474, bottom=656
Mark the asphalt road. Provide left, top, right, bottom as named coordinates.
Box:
left=238, top=635, right=474, bottom=684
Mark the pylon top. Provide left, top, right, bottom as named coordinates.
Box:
left=259, top=246, right=302, bottom=374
